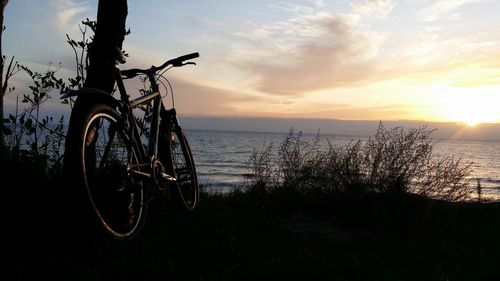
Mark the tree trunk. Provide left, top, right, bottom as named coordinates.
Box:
left=84, top=0, right=128, bottom=93
left=0, top=0, right=9, bottom=156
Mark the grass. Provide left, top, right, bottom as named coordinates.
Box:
left=6, top=163, right=500, bottom=281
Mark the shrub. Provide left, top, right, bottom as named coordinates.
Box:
left=363, top=122, right=434, bottom=194
left=249, top=122, right=474, bottom=201
left=249, top=142, right=277, bottom=191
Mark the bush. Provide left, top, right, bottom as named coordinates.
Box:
left=3, top=65, right=67, bottom=177
left=249, top=122, right=473, bottom=201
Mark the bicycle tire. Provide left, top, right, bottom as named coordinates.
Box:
left=163, top=129, right=199, bottom=210
left=64, top=100, right=148, bottom=240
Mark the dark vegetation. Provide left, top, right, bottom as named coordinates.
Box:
left=250, top=125, right=474, bottom=202
left=5, top=164, right=500, bottom=281
left=5, top=122, right=500, bottom=281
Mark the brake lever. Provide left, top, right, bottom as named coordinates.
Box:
left=171, top=61, right=196, bottom=68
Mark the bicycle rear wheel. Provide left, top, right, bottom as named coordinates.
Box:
left=165, top=129, right=199, bottom=210
left=64, top=101, right=148, bottom=240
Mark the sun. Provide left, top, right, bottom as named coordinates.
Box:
left=439, top=88, right=500, bottom=126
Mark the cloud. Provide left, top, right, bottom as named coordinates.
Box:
left=302, top=104, right=422, bottom=120
left=309, top=0, right=325, bottom=7
left=166, top=79, right=258, bottom=116
left=351, top=0, right=396, bottom=19
left=381, top=28, right=500, bottom=82
left=50, top=0, right=90, bottom=27
left=417, top=0, right=487, bottom=22
left=237, top=12, right=385, bottom=96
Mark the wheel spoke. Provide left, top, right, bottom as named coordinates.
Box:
left=79, top=110, right=147, bottom=240
left=166, top=130, right=199, bottom=210
left=99, top=123, right=117, bottom=170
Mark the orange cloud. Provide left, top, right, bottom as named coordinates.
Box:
left=244, top=14, right=385, bottom=96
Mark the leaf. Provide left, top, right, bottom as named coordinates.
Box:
left=24, top=94, right=34, bottom=103
left=8, top=114, right=16, bottom=124
left=25, top=118, right=33, bottom=131
left=2, top=126, right=12, bottom=136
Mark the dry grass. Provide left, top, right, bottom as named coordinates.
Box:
left=250, top=122, right=474, bottom=201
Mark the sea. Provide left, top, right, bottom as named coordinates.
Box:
left=185, top=129, right=500, bottom=200
left=9, top=125, right=500, bottom=200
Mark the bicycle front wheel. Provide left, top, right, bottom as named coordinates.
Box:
left=65, top=102, right=148, bottom=240
left=167, top=129, right=199, bottom=210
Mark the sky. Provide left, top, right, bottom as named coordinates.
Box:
left=3, top=0, right=500, bottom=130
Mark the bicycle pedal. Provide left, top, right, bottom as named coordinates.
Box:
left=161, top=173, right=177, bottom=182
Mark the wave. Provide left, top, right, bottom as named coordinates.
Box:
left=474, top=177, right=500, bottom=189
left=198, top=171, right=243, bottom=177
left=196, top=162, right=250, bottom=169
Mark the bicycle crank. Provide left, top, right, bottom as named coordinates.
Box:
left=152, top=159, right=177, bottom=191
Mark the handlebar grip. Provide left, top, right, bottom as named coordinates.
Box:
left=176, top=52, right=199, bottom=62
left=169, top=52, right=200, bottom=66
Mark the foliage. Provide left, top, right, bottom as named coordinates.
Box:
left=249, top=122, right=474, bottom=201
left=249, top=142, right=277, bottom=190
left=0, top=57, right=19, bottom=131
left=2, top=19, right=100, bottom=173
left=65, top=18, right=95, bottom=91
left=65, top=18, right=129, bottom=91
left=1, top=17, right=135, bottom=175
left=4, top=64, right=66, bottom=176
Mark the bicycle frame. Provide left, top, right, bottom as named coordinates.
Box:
left=115, top=68, right=157, bottom=153
left=114, top=67, right=176, bottom=180
left=63, top=52, right=198, bottom=183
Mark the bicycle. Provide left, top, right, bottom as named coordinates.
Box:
left=62, top=52, right=200, bottom=241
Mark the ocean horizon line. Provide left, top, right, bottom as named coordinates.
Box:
left=179, top=116, right=500, bottom=142
left=6, top=111, right=500, bottom=141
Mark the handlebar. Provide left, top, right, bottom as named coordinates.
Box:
left=166, top=52, right=199, bottom=67
left=121, top=52, right=199, bottom=79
